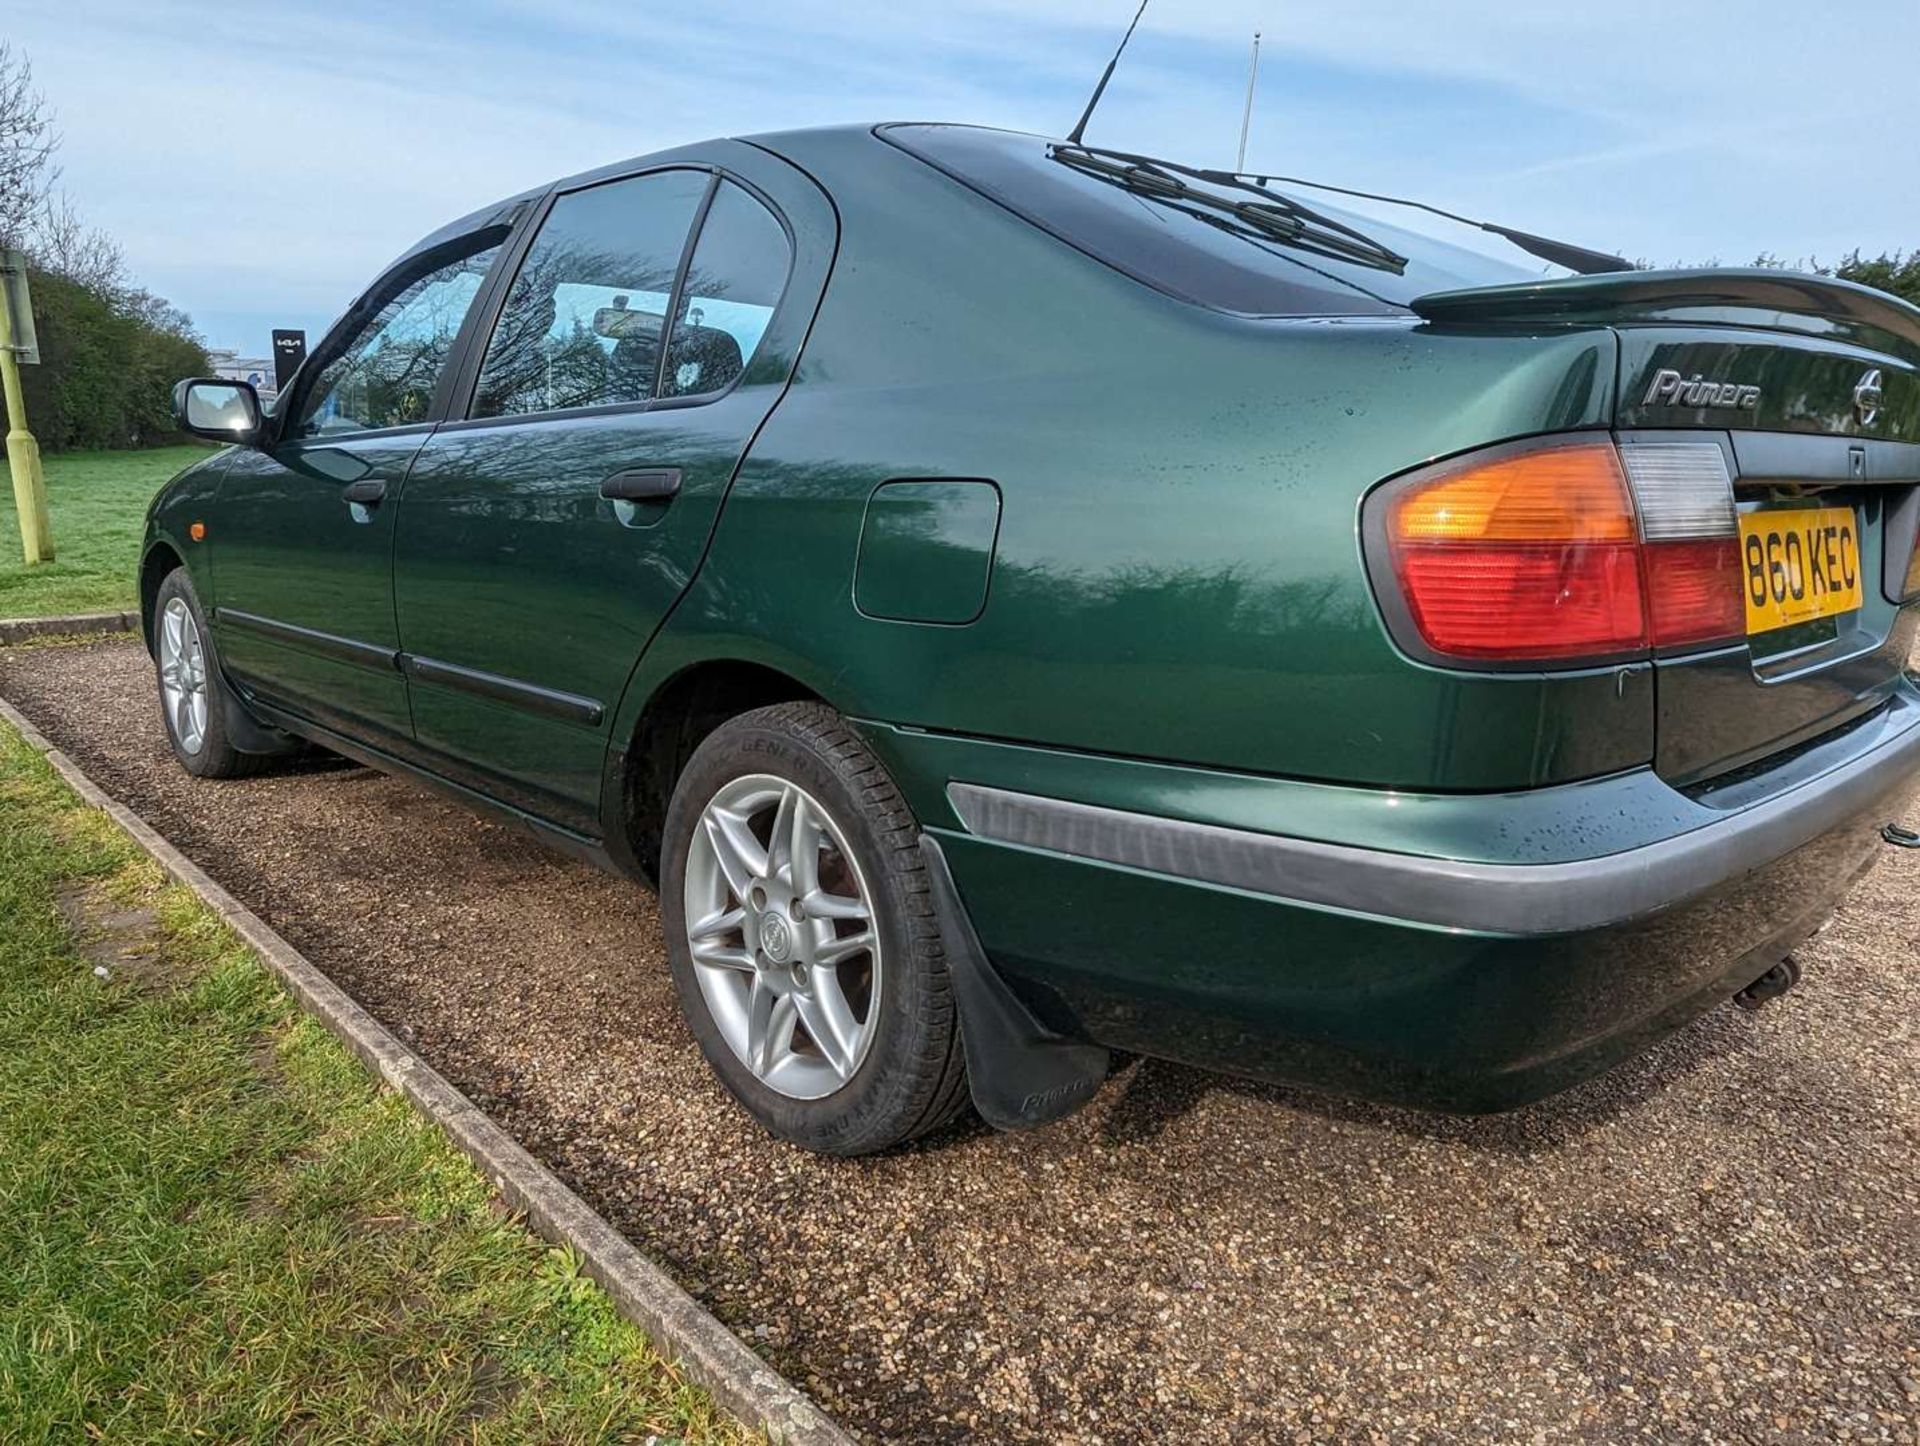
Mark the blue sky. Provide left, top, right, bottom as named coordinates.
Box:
left=15, top=0, right=1920, bottom=352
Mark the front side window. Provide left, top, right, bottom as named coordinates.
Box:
left=659, top=180, right=791, bottom=400
left=472, top=170, right=710, bottom=419
left=299, top=243, right=500, bottom=436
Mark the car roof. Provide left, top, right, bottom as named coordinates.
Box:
left=387, top=123, right=897, bottom=277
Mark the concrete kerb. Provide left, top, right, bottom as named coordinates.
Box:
left=0, top=611, right=139, bottom=645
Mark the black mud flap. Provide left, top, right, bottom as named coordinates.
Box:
left=919, top=834, right=1110, bottom=1131
left=221, top=674, right=302, bottom=757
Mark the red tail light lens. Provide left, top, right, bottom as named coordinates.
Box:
left=1644, top=537, right=1745, bottom=646
left=1373, top=437, right=1745, bottom=667
left=1382, top=441, right=1648, bottom=662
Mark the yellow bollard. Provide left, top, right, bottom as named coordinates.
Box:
left=0, top=255, right=52, bottom=566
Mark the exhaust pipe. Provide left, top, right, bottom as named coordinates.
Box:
left=1735, top=955, right=1802, bottom=1011
left=1737, top=825, right=1912, bottom=1012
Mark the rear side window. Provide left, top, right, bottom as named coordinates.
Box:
left=659, top=180, right=791, bottom=400
left=881, top=124, right=1537, bottom=318
left=472, top=169, right=711, bottom=419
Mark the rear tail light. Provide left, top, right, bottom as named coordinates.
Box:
left=1383, top=441, right=1645, bottom=661
left=1370, top=435, right=1744, bottom=667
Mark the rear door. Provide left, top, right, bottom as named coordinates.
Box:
left=392, top=142, right=833, bottom=832
left=1618, top=328, right=1920, bottom=784
left=213, top=233, right=510, bottom=746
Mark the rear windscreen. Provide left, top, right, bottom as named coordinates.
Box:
left=881, top=124, right=1542, bottom=319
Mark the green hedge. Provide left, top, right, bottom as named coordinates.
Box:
left=1832, top=251, right=1920, bottom=308
left=4, top=266, right=209, bottom=453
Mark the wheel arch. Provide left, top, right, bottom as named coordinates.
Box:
left=139, top=540, right=187, bottom=655
left=606, top=656, right=826, bottom=883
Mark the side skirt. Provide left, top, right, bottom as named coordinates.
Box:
left=247, top=695, right=624, bottom=878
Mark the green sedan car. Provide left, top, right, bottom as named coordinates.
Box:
left=150, top=123, right=1920, bottom=1154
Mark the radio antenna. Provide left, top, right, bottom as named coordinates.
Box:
left=1236, top=32, right=1263, bottom=172
left=1066, top=0, right=1153, bottom=145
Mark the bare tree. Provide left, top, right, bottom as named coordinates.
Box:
left=0, top=44, right=59, bottom=250
left=29, top=191, right=125, bottom=295
left=119, top=285, right=199, bottom=341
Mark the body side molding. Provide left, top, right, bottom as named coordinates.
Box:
left=214, top=610, right=605, bottom=728
left=215, top=608, right=400, bottom=671
left=402, top=655, right=606, bottom=728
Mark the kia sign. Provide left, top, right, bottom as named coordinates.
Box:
left=272, top=329, right=308, bottom=391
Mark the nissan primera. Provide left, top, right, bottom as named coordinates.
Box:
left=149, top=124, right=1920, bottom=1154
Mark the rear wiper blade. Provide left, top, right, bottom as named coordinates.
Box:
left=1214, top=169, right=1634, bottom=277
left=1049, top=144, right=1409, bottom=275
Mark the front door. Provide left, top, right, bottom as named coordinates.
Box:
left=393, top=147, right=829, bottom=832
left=214, top=236, right=506, bottom=746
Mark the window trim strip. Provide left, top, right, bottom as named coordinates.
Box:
left=653, top=172, right=722, bottom=402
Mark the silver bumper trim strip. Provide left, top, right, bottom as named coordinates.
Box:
left=947, top=704, right=1920, bottom=934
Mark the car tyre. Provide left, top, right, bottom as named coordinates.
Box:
left=152, top=568, right=281, bottom=780
left=660, top=702, right=971, bottom=1155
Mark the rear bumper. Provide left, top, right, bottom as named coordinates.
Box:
left=867, top=681, right=1920, bottom=1111
left=945, top=689, right=1920, bottom=935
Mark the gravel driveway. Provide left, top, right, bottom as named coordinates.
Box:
left=4, top=638, right=1917, bottom=1444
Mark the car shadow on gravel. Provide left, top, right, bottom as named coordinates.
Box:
left=1098, top=1003, right=1754, bottom=1157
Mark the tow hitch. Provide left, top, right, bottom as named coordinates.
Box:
left=1735, top=955, right=1803, bottom=1011
left=1885, top=823, right=1920, bottom=850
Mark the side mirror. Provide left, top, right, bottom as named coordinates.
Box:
left=172, top=377, right=264, bottom=446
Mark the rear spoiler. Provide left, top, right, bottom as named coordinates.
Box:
left=1412, top=267, right=1920, bottom=353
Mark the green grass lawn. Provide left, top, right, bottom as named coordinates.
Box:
left=0, top=445, right=214, bottom=620
left=0, top=721, right=754, bottom=1445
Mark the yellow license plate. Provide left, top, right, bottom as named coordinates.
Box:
left=1739, top=504, right=1863, bottom=636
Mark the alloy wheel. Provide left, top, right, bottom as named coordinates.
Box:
left=683, top=774, right=882, bottom=1100
left=158, top=597, right=210, bottom=756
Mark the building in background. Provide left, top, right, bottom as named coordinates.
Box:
left=206, top=349, right=277, bottom=403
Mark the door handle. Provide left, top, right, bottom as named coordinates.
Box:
left=341, top=479, right=388, bottom=507
left=601, top=468, right=682, bottom=504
